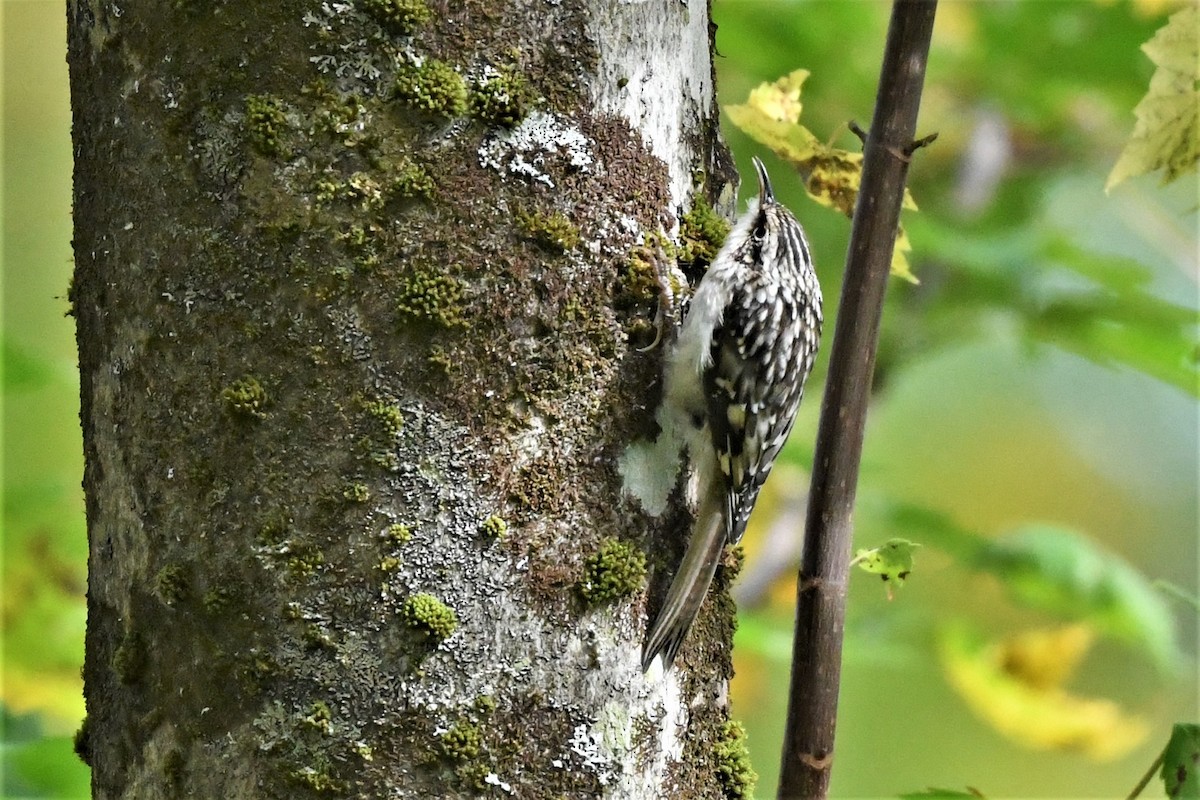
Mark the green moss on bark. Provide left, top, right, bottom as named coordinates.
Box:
left=363, top=399, right=404, bottom=445
left=113, top=631, right=146, bottom=685
left=517, top=209, right=580, bottom=252
left=402, top=593, right=458, bottom=641
left=384, top=522, right=412, bottom=545
left=396, top=269, right=466, bottom=328
left=439, top=720, right=481, bottom=761
left=73, top=716, right=91, bottom=765
left=221, top=375, right=269, bottom=418
left=155, top=564, right=189, bottom=605
left=677, top=196, right=731, bottom=276
left=471, top=67, right=532, bottom=128
left=481, top=514, right=507, bottom=539
left=714, top=720, right=757, bottom=799
left=578, top=538, right=646, bottom=606
left=361, top=0, right=430, bottom=35
left=393, top=60, right=468, bottom=117
left=245, top=94, right=288, bottom=156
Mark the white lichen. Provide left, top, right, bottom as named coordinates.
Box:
left=484, top=773, right=513, bottom=793
left=617, top=404, right=685, bottom=516
left=478, top=111, right=594, bottom=188
left=303, top=2, right=401, bottom=84
left=568, top=723, right=615, bottom=786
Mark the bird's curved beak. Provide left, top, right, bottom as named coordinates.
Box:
left=752, top=156, right=774, bottom=205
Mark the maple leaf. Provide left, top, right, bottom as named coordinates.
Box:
left=1107, top=5, right=1200, bottom=191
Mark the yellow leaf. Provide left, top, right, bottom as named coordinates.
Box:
left=939, top=623, right=1149, bottom=761
left=805, top=148, right=865, bottom=216
left=1106, top=5, right=1200, bottom=191
left=726, top=71, right=923, bottom=281
left=724, top=106, right=823, bottom=167
left=891, top=226, right=919, bottom=285
left=745, top=69, right=810, bottom=123
left=998, top=624, right=1093, bottom=691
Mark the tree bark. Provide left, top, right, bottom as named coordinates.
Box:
left=68, top=0, right=741, bottom=796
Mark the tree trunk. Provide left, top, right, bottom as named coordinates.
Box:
left=69, top=0, right=743, bottom=796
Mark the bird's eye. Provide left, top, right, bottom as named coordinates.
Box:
left=753, top=221, right=767, bottom=240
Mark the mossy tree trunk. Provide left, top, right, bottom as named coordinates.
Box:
left=69, top=0, right=748, bottom=796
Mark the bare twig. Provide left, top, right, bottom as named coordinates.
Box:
left=1125, top=743, right=1167, bottom=800
left=776, top=2, right=938, bottom=798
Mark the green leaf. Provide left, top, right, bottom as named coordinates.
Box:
left=1033, top=237, right=1199, bottom=398
left=883, top=504, right=986, bottom=563
left=1162, top=723, right=1200, bottom=799
left=899, top=789, right=985, bottom=799
left=977, top=524, right=1180, bottom=669
left=851, top=538, right=920, bottom=599
left=906, top=220, right=1199, bottom=397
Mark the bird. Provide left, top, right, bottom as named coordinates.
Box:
left=642, top=156, right=823, bottom=671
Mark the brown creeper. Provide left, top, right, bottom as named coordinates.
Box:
left=642, top=157, right=823, bottom=671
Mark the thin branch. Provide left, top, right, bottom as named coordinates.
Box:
left=1125, top=743, right=1166, bottom=800
left=777, top=2, right=938, bottom=798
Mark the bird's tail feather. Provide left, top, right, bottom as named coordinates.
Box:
left=641, top=490, right=727, bottom=671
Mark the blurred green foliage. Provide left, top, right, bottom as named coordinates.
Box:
left=4, top=1, right=89, bottom=794
left=717, top=1, right=1197, bottom=798
left=887, top=506, right=1181, bottom=669
left=1, top=708, right=90, bottom=798
left=3, top=0, right=1197, bottom=797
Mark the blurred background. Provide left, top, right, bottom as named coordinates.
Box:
left=3, top=1, right=1196, bottom=797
